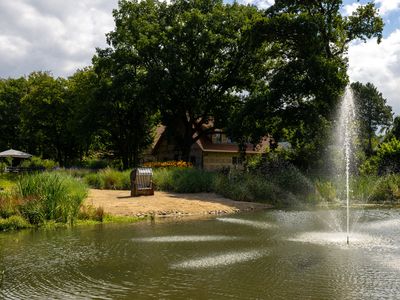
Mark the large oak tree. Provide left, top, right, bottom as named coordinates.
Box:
left=102, top=0, right=266, bottom=161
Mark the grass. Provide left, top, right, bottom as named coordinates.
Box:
left=0, top=215, right=31, bottom=231
left=83, top=168, right=130, bottom=190
left=2, top=165, right=400, bottom=233
left=0, top=171, right=147, bottom=232
left=153, top=168, right=215, bottom=193
left=16, top=173, right=88, bottom=225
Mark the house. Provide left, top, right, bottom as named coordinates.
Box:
left=148, top=125, right=269, bottom=170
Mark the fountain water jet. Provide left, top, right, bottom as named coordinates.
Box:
left=338, top=87, right=356, bottom=244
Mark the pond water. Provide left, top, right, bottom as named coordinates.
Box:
left=1, top=209, right=400, bottom=299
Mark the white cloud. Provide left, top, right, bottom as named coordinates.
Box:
left=238, top=0, right=274, bottom=9
left=376, top=0, right=400, bottom=15
left=0, top=0, right=117, bottom=78
left=343, top=2, right=361, bottom=16
left=348, top=29, right=400, bottom=114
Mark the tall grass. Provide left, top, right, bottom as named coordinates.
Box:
left=153, top=168, right=215, bottom=193
left=17, top=173, right=88, bottom=225
left=214, top=172, right=282, bottom=204
left=83, top=168, right=130, bottom=190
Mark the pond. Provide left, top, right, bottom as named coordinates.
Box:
left=1, top=209, right=400, bottom=299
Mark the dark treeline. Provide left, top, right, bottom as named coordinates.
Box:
left=0, top=0, right=389, bottom=170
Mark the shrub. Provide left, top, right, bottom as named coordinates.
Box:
left=0, top=215, right=31, bottom=231
left=153, top=168, right=214, bottom=193
left=82, top=168, right=130, bottom=190
left=83, top=173, right=103, bottom=189
left=360, top=138, right=400, bottom=175
left=79, top=205, right=105, bottom=222
left=368, top=174, right=400, bottom=203
left=213, top=170, right=284, bottom=204
left=98, top=168, right=130, bottom=189
left=20, top=156, right=58, bottom=170
left=314, top=180, right=337, bottom=203
left=78, top=158, right=109, bottom=169
left=17, top=173, right=88, bottom=224
left=350, top=175, right=380, bottom=203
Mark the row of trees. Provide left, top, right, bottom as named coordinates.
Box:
left=0, top=0, right=390, bottom=170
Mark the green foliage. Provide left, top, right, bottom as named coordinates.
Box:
left=153, top=168, right=215, bottom=193
left=0, top=78, right=26, bottom=151
left=83, top=168, right=130, bottom=190
left=77, top=158, right=109, bottom=169
left=314, top=180, right=337, bottom=203
left=101, top=0, right=265, bottom=161
left=17, top=173, right=88, bottom=225
left=388, top=116, right=400, bottom=141
left=351, top=81, right=393, bottom=155
left=360, top=138, right=400, bottom=175
left=214, top=171, right=282, bottom=204
left=230, top=0, right=383, bottom=169
left=78, top=205, right=105, bottom=222
left=83, top=173, right=103, bottom=189
left=0, top=216, right=31, bottom=231
left=20, top=156, right=58, bottom=170
left=350, top=175, right=380, bottom=203
left=368, top=175, right=400, bottom=203
left=0, top=191, right=18, bottom=218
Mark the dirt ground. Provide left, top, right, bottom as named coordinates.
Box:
left=85, top=189, right=271, bottom=217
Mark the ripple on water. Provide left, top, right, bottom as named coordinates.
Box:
left=170, top=250, right=267, bottom=269
left=132, top=235, right=240, bottom=243
left=217, top=218, right=275, bottom=229
left=287, top=232, right=394, bottom=249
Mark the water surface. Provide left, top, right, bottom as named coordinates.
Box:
left=1, top=209, right=400, bottom=299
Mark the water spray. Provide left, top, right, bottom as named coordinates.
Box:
left=341, top=87, right=355, bottom=245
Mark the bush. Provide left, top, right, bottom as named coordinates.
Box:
left=77, top=158, right=109, bottom=169
left=79, top=205, right=105, bottom=222
left=153, top=168, right=214, bottom=193
left=82, top=168, right=130, bottom=190
left=368, top=174, right=400, bottom=203
left=83, top=173, right=103, bottom=189
left=17, top=173, right=88, bottom=224
left=0, top=215, right=31, bottom=231
left=314, top=180, right=337, bottom=203
left=213, top=170, right=284, bottom=204
left=360, top=138, right=400, bottom=175
left=20, top=156, right=58, bottom=170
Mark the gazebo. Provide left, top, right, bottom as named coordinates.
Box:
left=0, top=149, right=33, bottom=172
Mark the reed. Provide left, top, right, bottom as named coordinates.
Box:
left=17, top=172, right=88, bottom=225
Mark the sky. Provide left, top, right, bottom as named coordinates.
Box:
left=1, top=0, right=400, bottom=113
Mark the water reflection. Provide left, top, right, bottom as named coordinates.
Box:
left=1, top=209, right=400, bottom=299
left=171, top=250, right=267, bottom=269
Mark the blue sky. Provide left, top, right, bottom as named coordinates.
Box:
left=1, top=0, right=400, bottom=113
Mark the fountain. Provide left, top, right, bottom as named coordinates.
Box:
left=337, top=86, right=357, bottom=245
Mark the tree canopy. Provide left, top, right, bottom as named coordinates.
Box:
left=229, top=0, right=384, bottom=168
left=103, top=0, right=266, bottom=160
left=351, top=81, right=393, bottom=156
left=0, top=0, right=390, bottom=171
